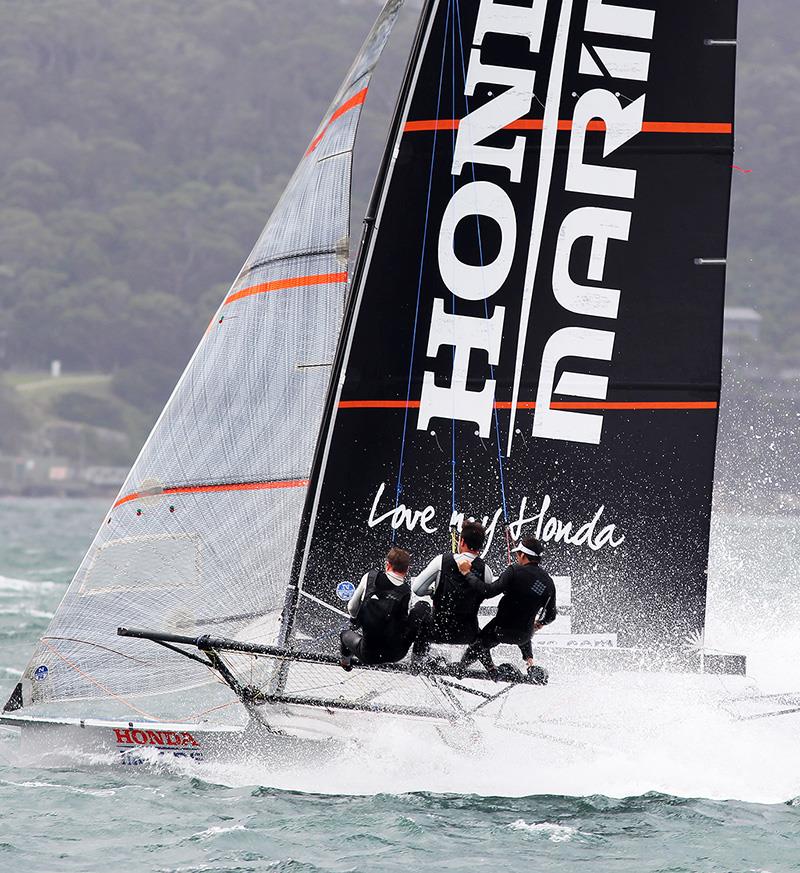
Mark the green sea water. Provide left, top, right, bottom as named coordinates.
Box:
left=1, top=498, right=799, bottom=873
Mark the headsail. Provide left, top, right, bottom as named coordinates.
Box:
left=285, top=0, right=738, bottom=655
left=7, top=1, right=405, bottom=717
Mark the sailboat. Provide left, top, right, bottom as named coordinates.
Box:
left=7, top=0, right=784, bottom=767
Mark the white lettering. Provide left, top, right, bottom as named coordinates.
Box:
left=366, top=485, right=625, bottom=553
left=418, top=299, right=505, bottom=437
left=584, top=0, right=655, bottom=40
left=438, top=181, right=517, bottom=299
left=566, top=90, right=645, bottom=199
left=474, top=0, right=548, bottom=52
left=453, top=51, right=536, bottom=181
left=553, top=206, right=631, bottom=319
left=367, top=482, right=439, bottom=534
left=532, top=326, right=615, bottom=444
left=579, top=44, right=651, bottom=82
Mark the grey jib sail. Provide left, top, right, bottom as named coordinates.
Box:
left=8, top=1, right=404, bottom=718
left=284, top=0, right=738, bottom=658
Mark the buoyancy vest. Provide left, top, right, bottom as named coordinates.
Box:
left=494, top=563, right=555, bottom=638
left=356, top=569, right=411, bottom=646
left=431, top=553, right=486, bottom=641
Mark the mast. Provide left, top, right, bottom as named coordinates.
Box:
left=278, top=0, right=437, bottom=648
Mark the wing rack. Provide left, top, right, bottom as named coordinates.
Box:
left=117, top=626, right=537, bottom=721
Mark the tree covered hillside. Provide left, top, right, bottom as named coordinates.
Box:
left=0, top=0, right=797, bottom=390
left=0, top=0, right=410, bottom=381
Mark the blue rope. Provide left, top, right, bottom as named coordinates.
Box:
left=454, top=0, right=510, bottom=523
left=392, top=0, right=454, bottom=541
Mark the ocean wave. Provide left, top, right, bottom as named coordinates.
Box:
left=0, top=778, right=116, bottom=797
left=507, top=820, right=577, bottom=842
left=0, top=607, right=53, bottom=619
left=190, top=824, right=247, bottom=840
left=0, top=575, right=59, bottom=593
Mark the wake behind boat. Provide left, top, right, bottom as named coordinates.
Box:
left=7, top=0, right=794, bottom=769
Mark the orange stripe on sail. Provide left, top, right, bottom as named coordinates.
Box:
left=339, top=400, right=422, bottom=409
left=113, top=479, right=308, bottom=509
left=225, top=272, right=347, bottom=305
left=404, top=119, right=732, bottom=135
left=338, top=400, right=717, bottom=411
left=306, top=87, right=369, bottom=155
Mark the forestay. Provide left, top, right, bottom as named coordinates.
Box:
left=6, top=1, right=405, bottom=717
left=287, top=0, right=738, bottom=655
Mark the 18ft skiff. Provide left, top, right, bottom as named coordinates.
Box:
left=7, top=0, right=785, bottom=768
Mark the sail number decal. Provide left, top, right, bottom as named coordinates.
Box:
left=416, top=0, right=655, bottom=449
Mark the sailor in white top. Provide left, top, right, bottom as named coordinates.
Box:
left=408, top=521, right=494, bottom=659
left=347, top=566, right=408, bottom=618
left=412, top=551, right=494, bottom=599
left=339, top=546, right=426, bottom=669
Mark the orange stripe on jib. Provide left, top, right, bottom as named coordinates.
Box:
left=225, top=272, right=348, bottom=305
left=306, top=87, right=369, bottom=155
left=113, top=479, right=308, bottom=509
left=338, top=400, right=717, bottom=411
left=403, top=119, right=732, bottom=135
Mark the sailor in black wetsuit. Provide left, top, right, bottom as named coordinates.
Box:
left=459, top=536, right=556, bottom=680
left=340, top=547, right=423, bottom=669
left=409, top=521, right=494, bottom=662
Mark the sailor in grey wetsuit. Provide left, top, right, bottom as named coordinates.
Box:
left=409, top=521, right=494, bottom=660
left=340, top=547, right=424, bottom=669
left=459, top=536, right=556, bottom=679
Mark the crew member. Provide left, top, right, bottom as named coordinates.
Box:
left=459, top=536, right=556, bottom=680
left=340, top=546, right=422, bottom=669
left=409, top=521, right=494, bottom=660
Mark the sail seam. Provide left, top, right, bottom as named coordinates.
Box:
left=240, top=247, right=341, bottom=278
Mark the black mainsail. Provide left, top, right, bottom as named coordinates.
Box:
left=285, top=0, right=739, bottom=656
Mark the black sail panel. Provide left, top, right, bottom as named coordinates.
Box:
left=291, top=0, right=738, bottom=653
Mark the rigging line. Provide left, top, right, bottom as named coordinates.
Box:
left=450, top=0, right=457, bottom=516
left=454, top=0, right=509, bottom=522
left=298, top=589, right=349, bottom=618
left=507, top=0, right=575, bottom=455
left=38, top=639, right=160, bottom=721
left=392, top=0, right=453, bottom=536
left=40, top=636, right=154, bottom=667
left=184, top=698, right=241, bottom=721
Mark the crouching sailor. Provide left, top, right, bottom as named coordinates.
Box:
left=340, top=547, right=423, bottom=669
left=409, top=521, right=494, bottom=662
left=459, top=537, right=556, bottom=681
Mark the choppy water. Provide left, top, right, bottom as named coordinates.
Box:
left=1, top=497, right=800, bottom=872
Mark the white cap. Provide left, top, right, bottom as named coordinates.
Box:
left=512, top=541, right=542, bottom=558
